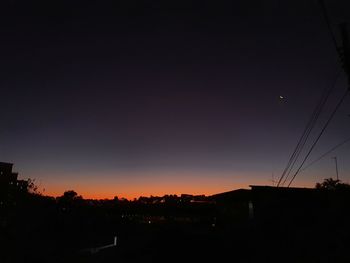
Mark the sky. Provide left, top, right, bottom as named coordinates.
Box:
left=1, top=0, right=350, bottom=199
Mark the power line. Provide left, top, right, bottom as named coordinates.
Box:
left=300, top=136, right=350, bottom=172
left=279, top=99, right=322, bottom=186
left=277, top=70, right=340, bottom=187
left=318, top=0, right=342, bottom=58
left=277, top=91, right=325, bottom=186
left=282, top=2, right=350, bottom=187
left=281, top=78, right=336, bottom=186
left=287, top=89, right=349, bottom=187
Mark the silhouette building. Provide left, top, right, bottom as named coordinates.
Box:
left=0, top=162, right=28, bottom=204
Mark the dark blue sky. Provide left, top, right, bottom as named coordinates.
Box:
left=1, top=0, right=350, bottom=198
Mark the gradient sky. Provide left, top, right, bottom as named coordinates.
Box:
left=1, top=0, right=350, bottom=199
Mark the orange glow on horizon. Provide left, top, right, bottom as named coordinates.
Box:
left=32, top=170, right=317, bottom=200
left=44, top=180, right=250, bottom=200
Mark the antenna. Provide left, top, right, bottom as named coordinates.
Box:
left=332, top=156, right=339, bottom=181
left=270, top=172, right=278, bottom=186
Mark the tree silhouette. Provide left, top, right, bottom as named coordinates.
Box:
left=315, top=178, right=350, bottom=190
left=62, top=190, right=79, bottom=200
left=27, top=178, right=38, bottom=194
left=58, top=190, right=83, bottom=209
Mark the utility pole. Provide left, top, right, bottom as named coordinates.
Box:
left=332, top=156, right=339, bottom=181
left=339, top=23, right=350, bottom=88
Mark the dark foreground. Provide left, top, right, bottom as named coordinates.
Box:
left=2, top=187, right=350, bottom=263
left=3, top=217, right=349, bottom=263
